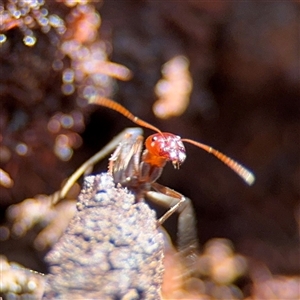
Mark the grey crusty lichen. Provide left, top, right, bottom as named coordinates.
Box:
left=43, top=173, right=164, bottom=299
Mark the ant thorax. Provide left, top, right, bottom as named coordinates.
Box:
left=145, top=133, right=187, bottom=169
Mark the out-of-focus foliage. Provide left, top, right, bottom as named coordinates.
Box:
left=153, top=55, right=192, bottom=119
left=0, top=255, right=45, bottom=298
left=0, top=0, right=130, bottom=205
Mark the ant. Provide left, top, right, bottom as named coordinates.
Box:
left=92, top=97, right=255, bottom=184
left=51, top=96, right=255, bottom=276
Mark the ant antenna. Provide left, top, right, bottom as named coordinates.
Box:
left=181, top=138, right=255, bottom=185
left=91, top=96, right=255, bottom=185
left=92, top=97, right=162, bottom=134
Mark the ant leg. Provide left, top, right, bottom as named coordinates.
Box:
left=147, top=183, right=199, bottom=273
left=51, top=128, right=143, bottom=205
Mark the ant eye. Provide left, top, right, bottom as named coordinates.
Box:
left=152, top=136, right=158, bottom=141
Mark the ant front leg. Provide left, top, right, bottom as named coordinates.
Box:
left=146, top=183, right=199, bottom=275
left=51, top=127, right=143, bottom=205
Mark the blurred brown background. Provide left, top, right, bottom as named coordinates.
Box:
left=1, top=0, right=299, bottom=290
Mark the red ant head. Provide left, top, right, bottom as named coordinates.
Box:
left=145, top=133, right=186, bottom=168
